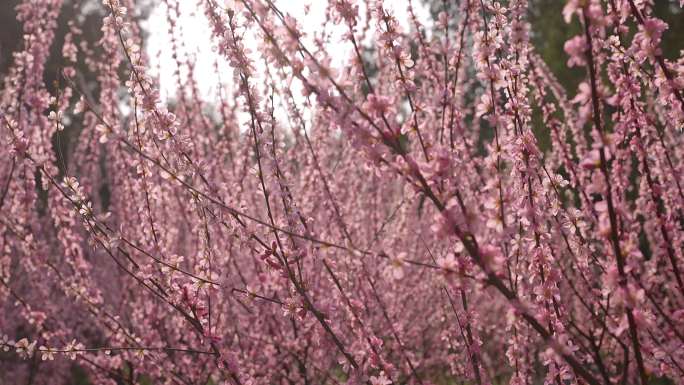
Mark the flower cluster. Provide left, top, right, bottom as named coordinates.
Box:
left=1, top=0, right=684, bottom=385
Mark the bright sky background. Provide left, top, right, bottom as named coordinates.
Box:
left=144, top=0, right=432, bottom=103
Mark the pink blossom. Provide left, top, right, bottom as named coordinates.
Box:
left=1, top=1, right=683, bottom=384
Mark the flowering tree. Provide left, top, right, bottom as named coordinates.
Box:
left=1, top=0, right=684, bottom=384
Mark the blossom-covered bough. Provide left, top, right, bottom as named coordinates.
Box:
left=1, top=0, right=683, bottom=384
